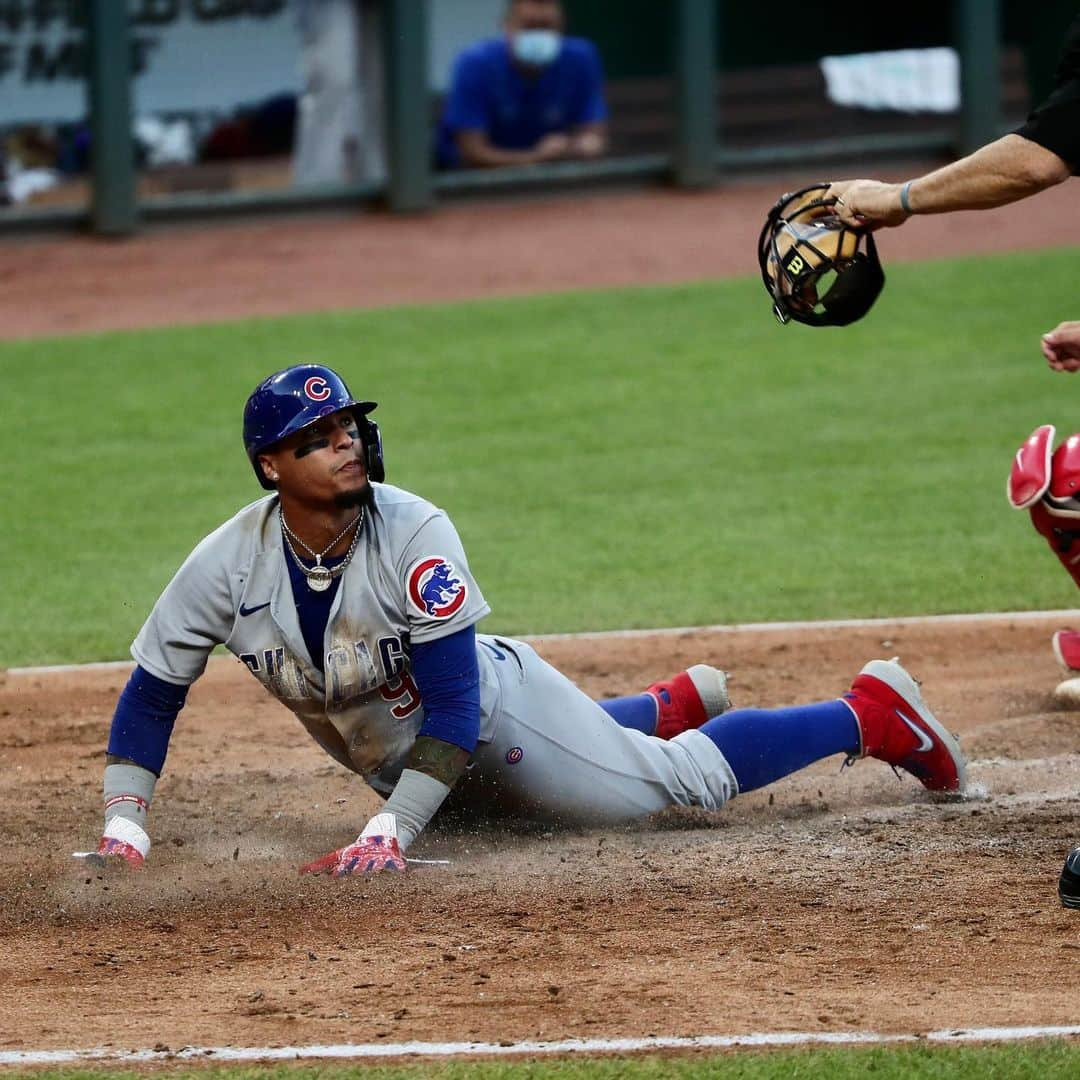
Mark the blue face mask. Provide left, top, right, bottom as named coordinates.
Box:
left=511, top=29, right=562, bottom=67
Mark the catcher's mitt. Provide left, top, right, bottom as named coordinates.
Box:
left=758, top=183, right=885, bottom=327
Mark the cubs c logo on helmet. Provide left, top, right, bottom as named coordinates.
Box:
left=407, top=556, right=467, bottom=618
left=304, top=376, right=332, bottom=402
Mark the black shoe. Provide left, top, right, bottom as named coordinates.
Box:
left=1060, top=846, right=1080, bottom=909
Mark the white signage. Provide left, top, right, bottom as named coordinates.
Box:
left=0, top=0, right=303, bottom=124
left=0, top=0, right=508, bottom=125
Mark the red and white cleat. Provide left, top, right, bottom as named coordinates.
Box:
left=646, top=664, right=730, bottom=740
left=1052, top=629, right=1080, bottom=673
left=841, top=658, right=967, bottom=794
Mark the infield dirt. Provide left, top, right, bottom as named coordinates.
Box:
left=1, top=170, right=1079, bottom=1053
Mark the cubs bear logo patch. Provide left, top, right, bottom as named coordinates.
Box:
left=407, top=556, right=467, bottom=618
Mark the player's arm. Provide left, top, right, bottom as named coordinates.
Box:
left=829, top=19, right=1080, bottom=227
left=828, top=135, right=1071, bottom=227
left=454, top=128, right=570, bottom=167
left=300, top=626, right=480, bottom=877
left=90, top=666, right=189, bottom=867
left=300, top=509, right=491, bottom=875
left=90, top=535, right=232, bottom=868
left=898, top=135, right=1069, bottom=213
left=405, top=734, right=472, bottom=788
left=379, top=624, right=480, bottom=840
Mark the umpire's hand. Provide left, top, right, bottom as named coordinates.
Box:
left=1041, top=322, right=1080, bottom=373
left=825, top=179, right=910, bottom=228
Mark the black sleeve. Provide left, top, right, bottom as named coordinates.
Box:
left=1051, top=15, right=1080, bottom=84
left=1013, top=15, right=1080, bottom=171
left=1014, top=80, right=1080, bottom=171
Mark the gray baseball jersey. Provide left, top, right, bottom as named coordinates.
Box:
left=132, top=483, right=736, bottom=823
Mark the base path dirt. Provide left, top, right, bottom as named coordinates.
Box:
left=1, top=172, right=1078, bottom=1057
left=3, top=164, right=1080, bottom=340
left=1, top=618, right=1079, bottom=1054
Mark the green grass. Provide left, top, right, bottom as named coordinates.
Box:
left=3, top=246, right=1079, bottom=666
left=12, top=1040, right=1080, bottom=1079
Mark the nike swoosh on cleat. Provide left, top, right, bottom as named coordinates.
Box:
left=239, top=601, right=271, bottom=617
left=896, top=709, right=934, bottom=752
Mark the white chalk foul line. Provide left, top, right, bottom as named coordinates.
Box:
left=7, top=608, right=1079, bottom=676
left=2, top=1026, right=1079, bottom=1067
left=530, top=608, right=1080, bottom=642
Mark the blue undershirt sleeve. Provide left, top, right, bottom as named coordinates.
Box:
left=411, top=625, right=481, bottom=754
left=106, top=665, right=188, bottom=777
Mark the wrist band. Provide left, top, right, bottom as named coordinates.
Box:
left=900, top=180, right=914, bottom=214
left=379, top=768, right=452, bottom=851
left=102, top=815, right=151, bottom=858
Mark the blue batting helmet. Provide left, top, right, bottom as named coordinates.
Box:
left=242, top=364, right=385, bottom=489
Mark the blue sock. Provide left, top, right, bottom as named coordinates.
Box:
left=699, top=700, right=859, bottom=793
left=599, top=693, right=658, bottom=735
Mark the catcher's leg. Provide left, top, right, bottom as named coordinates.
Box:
left=1008, top=425, right=1080, bottom=695
left=1027, top=503, right=1080, bottom=700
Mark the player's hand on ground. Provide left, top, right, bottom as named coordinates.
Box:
left=298, top=834, right=406, bottom=877
left=75, top=818, right=150, bottom=869
left=94, top=835, right=146, bottom=867
left=825, top=179, right=908, bottom=228
left=1041, top=322, right=1080, bottom=372
left=334, top=834, right=406, bottom=876
left=299, top=812, right=407, bottom=877
left=297, top=847, right=344, bottom=875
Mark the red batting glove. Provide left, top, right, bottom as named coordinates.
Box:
left=333, top=834, right=406, bottom=877
left=84, top=817, right=150, bottom=868
left=299, top=835, right=406, bottom=877
left=95, top=835, right=146, bottom=867
left=298, top=847, right=345, bottom=875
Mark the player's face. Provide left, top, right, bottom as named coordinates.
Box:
left=260, top=409, right=368, bottom=504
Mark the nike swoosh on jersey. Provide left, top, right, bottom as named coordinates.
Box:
left=896, top=709, right=934, bottom=752
left=239, top=601, right=271, bottom=617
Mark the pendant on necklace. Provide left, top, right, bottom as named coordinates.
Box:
left=307, top=565, right=333, bottom=592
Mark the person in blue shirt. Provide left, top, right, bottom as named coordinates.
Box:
left=436, top=0, right=608, bottom=170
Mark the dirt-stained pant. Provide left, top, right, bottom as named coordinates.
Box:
left=447, top=636, right=737, bottom=826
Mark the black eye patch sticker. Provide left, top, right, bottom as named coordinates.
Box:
left=294, top=437, right=330, bottom=459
